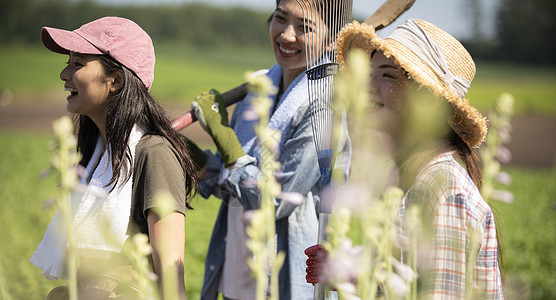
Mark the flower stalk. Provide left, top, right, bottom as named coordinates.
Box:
left=244, top=71, right=285, bottom=300
left=481, top=93, right=515, bottom=204
left=50, top=116, right=81, bottom=300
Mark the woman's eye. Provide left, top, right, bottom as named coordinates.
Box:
left=66, top=59, right=83, bottom=67
left=382, top=73, right=397, bottom=79
left=302, top=25, right=314, bottom=33
left=274, top=14, right=285, bottom=22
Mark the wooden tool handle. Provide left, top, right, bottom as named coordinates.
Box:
left=364, top=0, right=416, bottom=30
left=171, top=82, right=248, bottom=131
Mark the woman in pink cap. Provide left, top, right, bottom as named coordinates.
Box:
left=30, top=17, right=197, bottom=299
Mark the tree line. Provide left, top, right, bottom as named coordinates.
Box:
left=0, top=0, right=271, bottom=48
left=1, top=0, right=555, bottom=65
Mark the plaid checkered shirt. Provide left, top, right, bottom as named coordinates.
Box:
left=400, top=152, right=504, bottom=299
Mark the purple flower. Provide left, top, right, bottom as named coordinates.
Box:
left=41, top=198, right=57, bottom=210
left=241, top=177, right=259, bottom=189
left=74, top=165, right=86, bottom=179
left=39, top=168, right=51, bottom=179
left=279, top=192, right=304, bottom=205
left=388, top=272, right=410, bottom=297
left=495, top=146, right=512, bottom=164
left=324, top=239, right=364, bottom=284
left=491, top=189, right=514, bottom=204
left=389, top=257, right=418, bottom=282
left=243, top=210, right=255, bottom=222
left=242, top=109, right=259, bottom=121
left=495, top=171, right=512, bottom=186
left=330, top=184, right=374, bottom=213
left=497, top=127, right=512, bottom=143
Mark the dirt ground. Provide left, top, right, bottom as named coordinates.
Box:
left=1, top=98, right=555, bottom=168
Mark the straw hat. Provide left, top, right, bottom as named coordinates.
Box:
left=336, top=19, right=487, bottom=148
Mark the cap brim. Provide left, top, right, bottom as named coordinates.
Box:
left=41, top=27, right=102, bottom=55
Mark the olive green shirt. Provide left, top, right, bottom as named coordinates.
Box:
left=129, top=135, right=187, bottom=236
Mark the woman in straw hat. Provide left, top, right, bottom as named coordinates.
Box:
left=305, top=19, right=504, bottom=298
left=30, top=16, right=198, bottom=299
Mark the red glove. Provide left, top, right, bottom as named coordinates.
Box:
left=304, top=244, right=327, bottom=285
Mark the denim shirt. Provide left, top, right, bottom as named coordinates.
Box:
left=199, top=96, right=323, bottom=300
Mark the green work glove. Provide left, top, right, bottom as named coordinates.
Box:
left=191, top=89, right=245, bottom=167
left=178, top=134, right=208, bottom=171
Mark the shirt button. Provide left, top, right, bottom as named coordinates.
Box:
left=209, top=265, right=215, bottom=271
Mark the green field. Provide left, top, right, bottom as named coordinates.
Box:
left=0, top=131, right=220, bottom=299
left=0, top=131, right=554, bottom=299
left=1, top=45, right=556, bottom=299
left=1, top=45, right=556, bottom=115
left=0, top=44, right=275, bottom=104
left=468, top=61, right=556, bottom=115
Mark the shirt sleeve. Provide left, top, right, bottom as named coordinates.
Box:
left=201, top=103, right=322, bottom=220
left=473, top=209, right=504, bottom=299
left=135, top=137, right=187, bottom=218
left=406, top=159, right=503, bottom=299
left=197, top=150, right=226, bottom=199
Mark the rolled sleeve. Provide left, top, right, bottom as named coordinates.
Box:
left=226, top=105, right=321, bottom=219
left=198, top=150, right=225, bottom=199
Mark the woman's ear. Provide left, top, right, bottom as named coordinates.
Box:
left=109, top=70, right=124, bottom=93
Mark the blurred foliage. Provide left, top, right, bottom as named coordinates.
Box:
left=463, top=0, right=556, bottom=65
left=0, top=0, right=271, bottom=48
left=495, top=0, right=556, bottom=65
left=1, top=0, right=556, bottom=65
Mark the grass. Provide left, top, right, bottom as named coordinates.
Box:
left=468, top=61, right=556, bottom=115
left=0, top=45, right=62, bottom=96
left=0, top=43, right=275, bottom=104
left=0, top=130, right=220, bottom=299
left=151, top=43, right=274, bottom=102
left=0, top=131, right=59, bottom=298
left=491, top=167, right=556, bottom=300
left=183, top=192, right=221, bottom=299
left=1, top=45, right=555, bottom=115
left=1, top=132, right=555, bottom=299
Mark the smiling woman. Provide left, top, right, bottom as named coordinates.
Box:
left=268, top=0, right=329, bottom=92
left=182, top=0, right=352, bottom=299
left=60, top=53, right=115, bottom=132
left=30, top=16, right=198, bottom=299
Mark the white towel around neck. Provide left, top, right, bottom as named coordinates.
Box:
left=30, top=125, right=145, bottom=280
left=235, top=63, right=309, bottom=156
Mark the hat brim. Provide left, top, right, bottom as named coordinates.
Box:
left=336, top=21, right=487, bottom=148
left=41, top=27, right=103, bottom=56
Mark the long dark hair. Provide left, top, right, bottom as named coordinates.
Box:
left=446, top=128, right=482, bottom=189
left=76, top=55, right=197, bottom=209
left=448, top=127, right=505, bottom=274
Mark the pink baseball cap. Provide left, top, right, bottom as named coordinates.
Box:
left=41, top=17, right=155, bottom=90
